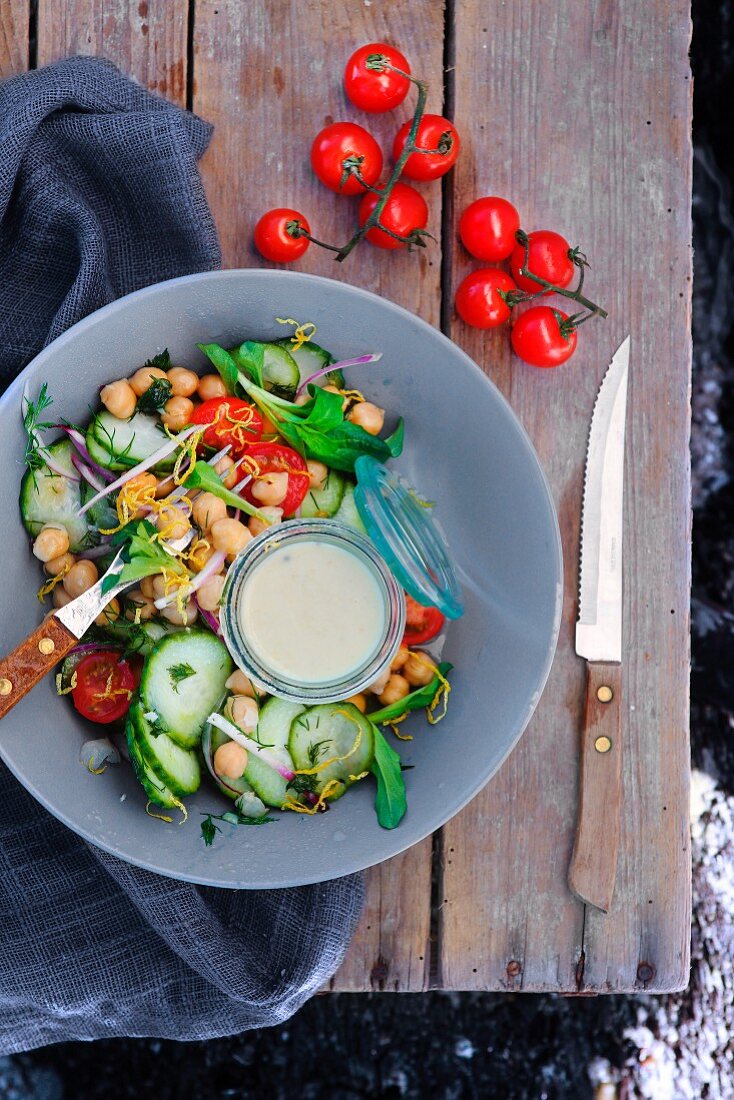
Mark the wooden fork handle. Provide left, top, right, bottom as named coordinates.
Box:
left=568, top=662, right=623, bottom=913
left=0, top=615, right=78, bottom=720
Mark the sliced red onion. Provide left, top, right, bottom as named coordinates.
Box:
left=295, top=352, right=383, bottom=397
left=77, top=425, right=199, bottom=517
left=69, top=641, right=119, bottom=658
left=207, top=713, right=295, bottom=780
left=71, top=451, right=106, bottom=492
left=46, top=451, right=80, bottom=481
left=154, top=551, right=226, bottom=609
left=61, top=426, right=115, bottom=483
left=196, top=600, right=222, bottom=637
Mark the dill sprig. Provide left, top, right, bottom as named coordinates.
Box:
left=22, top=383, right=55, bottom=487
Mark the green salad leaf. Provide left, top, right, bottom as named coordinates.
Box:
left=185, top=461, right=269, bottom=521
left=369, top=662, right=453, bottom=725
left=196, top=342, right=244, bottom=395
left=371, top=727, right=407, bottom=830
left=101, top=520, right=189, bottom=594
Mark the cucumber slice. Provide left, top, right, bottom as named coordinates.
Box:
left=140, top=630, right=233, bottom=749
left=261, top=343, right=300, bottom=400
left=275, top=339, right=345, bottom=389
left=82, top=482, right=118, bottom=533
left=289, top=702, right=375, bottom=799
left=241, top=696, right=303, bottom=807
left=333, top=483, right=367, bottom=534
left=126, top=714, right=180, bottom=808
left=300, top=469, right=346, bottom=518
left=20, top=439, right=91, bottom=552
left=132, top=699, right=201, bottom=796
left=90, top=411, right=176, bottom=471
left=243, top=754, right=291, bottom=808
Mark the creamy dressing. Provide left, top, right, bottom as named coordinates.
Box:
left=238, top=540, right=386, bottom=684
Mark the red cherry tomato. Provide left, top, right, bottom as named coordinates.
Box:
left=403, top=596, right=445, bottom=646
left=191, top=397, right=264, bottom=457
left=71, top=652, right=139, bottom=724
left=310, top=122, right=383, bottom=195
left=358, top=182, right=429, bottom=250
left=455, top=268, right=517, bottom=329
left=392, top=114, right=461, bottom=181
left=237, top=442, right=310, bottom=517
left=344, top=43, right=411, bottom=112
left=459, top=196, right=521, bottom=262
left=254, top=209, right=310, bottom=263
left=511, top=307, right=578, bottom=368
left=510, top=230, right=575, bottom=295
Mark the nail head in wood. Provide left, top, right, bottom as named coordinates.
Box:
left=594, top=735, right=612, bottom=754
left=38, top=637, right=55, bottom=655
left=596, top=684, right=614, bottom=703
left=0, top=678, right=12, bottom=696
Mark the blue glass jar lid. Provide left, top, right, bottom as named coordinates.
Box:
left=353, top=456, right=464, bottom=620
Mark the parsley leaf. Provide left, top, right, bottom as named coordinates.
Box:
left=168, top=662, right=196, bottom=693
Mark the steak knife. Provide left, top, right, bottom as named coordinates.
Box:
left=568, top=336, right=630, bottom=913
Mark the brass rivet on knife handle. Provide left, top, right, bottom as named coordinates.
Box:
left=0, top=679, right=12, bottom=696
left=597, top=685, right=613, bottom=703
left=594, top=735, right=612, bottom=753
left=0, top=615, right=79, bottom=721
left=38, top=637, right=55, bottom=655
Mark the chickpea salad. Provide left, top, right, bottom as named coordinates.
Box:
left=19, top=325, right=452, bottom=837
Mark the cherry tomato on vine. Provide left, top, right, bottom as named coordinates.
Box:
left=511, top=307, right=578, bottom=368
left=253, top=208, right=311, bottom=263
left=510, top=230, right=575, bottom=295
left=358, top=182, right=429, bottom=250
left=392, top=114, right=461, bottom=181
left=191, top=397, right=264, bottom=457
left=72, top=652, right=139, bottom=724
left=236, top=442, right=310, bottom=516
left=344, top=42, right=412, bottom=112
left=459, top=196, right=520, bottom=262
left=310, top=122, right=383, bottom=195
left=404, top=595, right=445, bottom=646
left=455, top=268, right=517, bottom=329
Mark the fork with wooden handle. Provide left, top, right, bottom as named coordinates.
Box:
left=0, top=531, right=194, bottom=720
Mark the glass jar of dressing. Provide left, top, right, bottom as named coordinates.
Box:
left=220, top=456, right=463, bottom=705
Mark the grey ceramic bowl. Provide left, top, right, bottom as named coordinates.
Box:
left=0, top=270, right=562, bottom=889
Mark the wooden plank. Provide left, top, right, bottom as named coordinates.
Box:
left=440, top=0, right=692, bottom=992
left=193, top=0, right=445, bottom=991
left=0, top=0, right=29, bottom=77
left=36, top=0, right=188, bottom=105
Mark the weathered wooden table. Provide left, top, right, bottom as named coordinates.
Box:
left=1, top=0, right=692, bottom=993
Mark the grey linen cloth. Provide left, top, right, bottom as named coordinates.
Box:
left=0, top=57, right=363, bottom=1053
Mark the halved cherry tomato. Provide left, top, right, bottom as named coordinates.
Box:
left=392, top=114, right=461, bottom=181
left=310, top=122, right=383, bottom=195
left=509, top=230, right=575, bottom=295
left=455, top=268, right=517, bottom=329
left=510, top=307, right=578, bottom=368
left=344, top=43, right=411, bottom=113
left=236, top=442, right=310, bottom=516
left=404, top=595, right=445, bottom=646
left=254, top=208, right=311, bottom=263
left=71, top=652, right=139, bottom=724
left=191, top=397, right=264, bottom=457
left=358, top=182, right=428, bottom=249
left=459, top=196, right=521, bottom=262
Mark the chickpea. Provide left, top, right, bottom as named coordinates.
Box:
left=294, top=392, right=311, bottom=407
left=32, top=524, right=70, bottom=563
left=260, top=413, right=280, bottom=436
left=197, top=373, right=227, bottom=401
left=161, top=597, right=198, bottom=626
left=151, top=575, right=168, bottom=600
left=403, top=650, right=437, bottom=687
left=167, top=367, right=199, bottom=397
left=390, top=645, right=410, bottom=672
left=379, top=674, right=410, bottom=707
left=95, top=597, right=121, bottom=627
left=251, top=471, right=289, bottom=507
left=140, top=575, right=159, bottom=600
left=63, top=559, right=99, bottom=598
left=214, top=454, right=238, bottom=489
left=213, top=740, right=248, bottom=780
left=367, top=667, right=391, bottom=696
left=210, top=517, right=253, bottom=561
left=197, top=574, right=225, bottom=612
left=44, top=550, right=76, bottom=577
left=100, top=378, right=137, bottom=419
left=192, top=492, right=228, bottom=531
left=124, top=589, right=156, bottom=621
left=348, top=401, right=385, bottom=436
left=248, top=506, right=283, bottom=538
left=307, top=460, right=328, bottom=491
left=225, top=670, right=256, bottom=698
left=52, top=586, right=72, bottom=609
left=225, top=694, right=259, bottom=733
left=126, top=471, right=158, bottom=519
left=129, top=365, right=167, bottom=396
left=161, top=395, right=194, bottom=432
left=188, top=540, right=221, bottom=574
left=155, top=502, right=191, bottom=542
left=347, top=693, right=367, bottom=714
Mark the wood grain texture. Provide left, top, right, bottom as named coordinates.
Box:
left=193, top=0, right=445, bottom=993
left=440, top=0, right=692, bottom=993
left=36, top=0, right=188, bottom=104
left=0, top=615, right=78, bottom=720
left=568, top=663, right=623, bottom=914
left=0, top=0, right=29, bottom=77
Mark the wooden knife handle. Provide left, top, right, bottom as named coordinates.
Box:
left=568, top=662, right=622, bottom=913
left=0, top=615, right=78, bottom=720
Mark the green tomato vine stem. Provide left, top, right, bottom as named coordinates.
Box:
left=506, top=229, right=608, bottom=321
